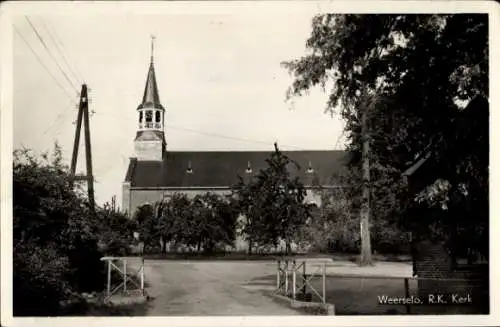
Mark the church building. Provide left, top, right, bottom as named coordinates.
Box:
left=122, top=40, right=347, bottom=219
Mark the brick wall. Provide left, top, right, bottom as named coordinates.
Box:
left=414, top=240, right=488, bottom=302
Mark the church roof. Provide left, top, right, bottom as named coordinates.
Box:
left=125, top=150, right=348, bottom=188
left=137, top=62, right=164, bottom=111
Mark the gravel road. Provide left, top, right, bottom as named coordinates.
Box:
left=140, top=261, right=300, bottom=315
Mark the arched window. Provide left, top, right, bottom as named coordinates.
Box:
left=155, top=111, right=161, bottom=123
left=145, top=111, right=153, bottom=122
left=139, top=111, right=143, bottom=122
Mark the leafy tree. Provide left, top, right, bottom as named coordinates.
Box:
left=283, top=14, right=488, bottom=261
left=134, top=203, right=158, bottom=253
left=232, top=176, right=262, bottom=254
left=160, top=193, right=194, bottom=250
left=151, top=192, right=238, bottom=254
left=13, top=144, right=136, bottom=315
left=234, top=143, right=310, bottom=255
left=97, top=203, right=137, bottom=256
left=13, top=145, right=97, bottom=314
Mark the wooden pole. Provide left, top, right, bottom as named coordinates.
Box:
left=123, top=259, right=127, bottom=292
left=69, top=84, right=95, bottom=210
left=292, top=260, right=296, bottom=299
left=70, top=100, right=84, bottom=178
left=141, top=257, right=145, bottom=296
left=277, top=260, right=281, bottom=291
left=322, top=263, right=326, bottom=304
left=107, top=259, right=111, bottom=298
left=285, top=260, right=289, bottom=295
left=302, top=261, right=307, bottom=296
left=82, top=84, right=95, bottom=209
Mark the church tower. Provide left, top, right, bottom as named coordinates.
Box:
left=134, top=36, right=166, bottom=161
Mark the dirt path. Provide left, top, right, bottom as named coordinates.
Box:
left=141, top=261, right=300, bottom=315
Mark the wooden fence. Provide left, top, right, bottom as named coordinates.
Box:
left=100, top=256, right=146, bottom=301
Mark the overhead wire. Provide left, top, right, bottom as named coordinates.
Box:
left=17, top=17, right=87, bottom=151
left=36, top=103, right=76, bottom=140
left=14, top=25, right=77, bottom=105
left=25, top=16, right=80, bottom=95
left=38, top=17, right=84, bottom=85
left=93, top=110, right=309, bottom=150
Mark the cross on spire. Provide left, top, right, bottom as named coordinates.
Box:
left=150, top=35, right=156, bottom=63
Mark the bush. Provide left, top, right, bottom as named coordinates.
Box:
left=13, top=242, right=73, bottom=316
left=13, top=145, right=134, bottom=316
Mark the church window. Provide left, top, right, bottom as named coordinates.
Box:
left=145, top=111, right=153, bottom=122
left=139, top=111, right=143, bottom=122
left=155, top=111, right=161, bottom=123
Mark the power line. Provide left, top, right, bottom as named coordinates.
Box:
left=14, top=25, right=77, bottom=105
left=39, top=17, right=84, bottom=84
left=164, top=124, right=308, bottom=150
left=25, top=16, right=80, bottom=95
left=91, top=111, right=306, bottom=149
left=37, top=103, right=75, bottom=140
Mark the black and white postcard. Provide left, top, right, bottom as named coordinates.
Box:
left=1, top=1, right=498, bottom=326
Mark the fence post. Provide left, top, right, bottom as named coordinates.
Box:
left=141, top=257, right=145, bottom=296
left=292, top=260, right=296, bottom=299
left=302, top=261, right=307, bottom=296
left=322, top=263, right=326, bottom=304
left=285, top=260, right=289, bottom=295
left=277, top=260, right=281, bottom=291
left=404, top=278, right=410, bottom=314
left=107, top=259, right=111, bottom=298
left=123, top=259, right=127, bottom=293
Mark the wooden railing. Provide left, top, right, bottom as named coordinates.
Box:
left=276, top=258, right=327, bottom=304
left=100, top=256, right=146, bottom=301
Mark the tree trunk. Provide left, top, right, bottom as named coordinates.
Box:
left=248, top=239, right=253, bottom=255
left=160, top=236, right=165, bottom=254
left=359, top=103, right=373, bottom=266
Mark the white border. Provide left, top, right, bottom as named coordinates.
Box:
left=1, top=1, right=499, bottom=326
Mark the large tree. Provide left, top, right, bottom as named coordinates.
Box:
left=234, top=143, right=310, bottom=255
left=283, top=14, right=488, bottom=262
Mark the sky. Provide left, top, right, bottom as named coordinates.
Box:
left=13, top=12, right=346, bottom=208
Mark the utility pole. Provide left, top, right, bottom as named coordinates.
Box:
left=359, top=92, right=373, bottom=266
left=70, top=84, right=95, bottom=211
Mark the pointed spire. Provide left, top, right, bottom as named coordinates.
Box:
left=138, top=35, right=164, bottom=111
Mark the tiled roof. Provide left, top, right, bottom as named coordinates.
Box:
left=125, top=150, right=348, bottom=188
